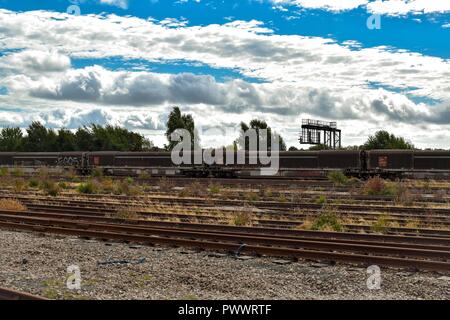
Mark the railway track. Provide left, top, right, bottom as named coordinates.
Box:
left=2, top=194, right=450, bottom=236
left=0, top=211, right=449, bottom=272
left=0, top=287, right=46, bottom=300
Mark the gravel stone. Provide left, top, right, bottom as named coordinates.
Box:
left=0, top=230, right=448, bottom=300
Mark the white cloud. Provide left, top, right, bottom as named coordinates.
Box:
left=0, top=9, right=449, bottom=148
left=272, top=0, right=450, bottom=15
left=99, top=0, right=128, bottom=9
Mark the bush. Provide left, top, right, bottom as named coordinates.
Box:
left=58, top=181, right=69, bottom=190
left=77, top=181, right=97, bottom=194
left=372, top=215, right=391, bottom=233
left=29, top=178, right=39, bottom=188
left=310, top=210, right=344, bottom=232
left=91, top=167, right=103, bottom=178
left=362, top=177, right=397, bottom=196
left=327, top=171, right=349, bottom=186
left=41, top=180, right=60, bottom=196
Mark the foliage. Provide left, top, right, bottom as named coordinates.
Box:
left=0, top=122, right=153, bottom=152
left=327, top=171, right=349, bottom=186
left=362, top=130, right=414, bottom=150
left=165, top=107, right=199, bottom=151
left=310, top=210, right=344, bottom=232
left=237, top=119, right=287, bottom=151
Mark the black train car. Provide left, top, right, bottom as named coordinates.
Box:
left=279, top=151, right=319, bottom=169
left=0, top=152, right=15, bottom=166
left=318, top=151, right=361, bottom=170
left=413, top=151, right=450, bottom=171
left=367, top=150, right=414, bottom=172
left=11, top=152, right=84, bottom=167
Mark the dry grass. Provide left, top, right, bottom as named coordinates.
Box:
left=0, top=199, right=27, bottom=211
left=113, top=208, right=140, bottom=220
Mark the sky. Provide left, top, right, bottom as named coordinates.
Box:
left=0, top=0, right=449, bottom=149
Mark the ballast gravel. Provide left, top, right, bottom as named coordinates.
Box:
left=0, top=229, right=448, bottom=300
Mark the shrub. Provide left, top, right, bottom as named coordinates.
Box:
left=362, top=177, right=397, bottom=196
left=29, top=178, right=39, bottom=188
left=114, top=179, right=140, bottom=196
left=244, top=192, right=260, bottom=203
left=41, top=180, right=60, bottom=197
left=372, top=215, right=391, bottom=233
left=327, top=171, right=348, bottom=186
left=0, top=199, right=27, bottom=211
left=310, top=209, right=344, bottom=232
left=77, top=181, right=97, bottom=194
left=58, top=181, right=69, bottom=190
left=91, top=167, right=103, bottom=178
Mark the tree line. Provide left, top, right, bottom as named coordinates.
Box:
left=0, top=107, right=417, bottom=152
left=0, top=122, right=154, bottom=152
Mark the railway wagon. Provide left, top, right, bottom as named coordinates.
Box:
left=0, top=152, right=15, bottom=166
left=367, top=150, right=414, bottom=172
left=0, top=152, right=84, bottom=167
left=413, top=151, right=450, bottom=171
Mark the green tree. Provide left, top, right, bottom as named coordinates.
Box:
left=362, top=131, right=414, bottom=150
left=165, top=107, right=199, bottom=151
left=0, top=127, right=23, bottom=151
left=56, top=129, right=76, bottom=151
left=23, top=122, right=57, bottom=152
left=237, top=119, right=286, bottom=151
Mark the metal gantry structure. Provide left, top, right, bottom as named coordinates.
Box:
left=300, top=119, right=342, bottom=149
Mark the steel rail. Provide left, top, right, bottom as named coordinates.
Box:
left=0, top=219, right=448, bottom=272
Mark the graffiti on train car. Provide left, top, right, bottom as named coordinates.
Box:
left=56, top=157, right=80, bottom=167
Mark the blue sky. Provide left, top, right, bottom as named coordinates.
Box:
left=0, top=0, right=449, bottom=148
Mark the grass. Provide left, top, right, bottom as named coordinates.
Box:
left=362, top=177, right=397, bottom=196
left=208, top=183, right=221, bottom=195
left=315, top=195, right=327, bottom=205
left=114, top=208, right=139, bottom=220
left=0, top=199, right=27, bottom=211
left=371, top=215, right=391, bottom=234
left=232, top=211, right=253, bottom=226
left=327, top=171, right=349, bottom=186
left=13, top=178, right=27, bottom=193
left=40, top=180, right=60, bottom=196
left=77, top=181, right=98, bottom=194
left=302, top=208, right=344, bottom=232
left=0, top=167, right=9, bottom=177
left=29, top=178, right=40, bottom=188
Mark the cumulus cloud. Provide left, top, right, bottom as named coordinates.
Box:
left=271, top=0, right=450, bottom=15
left=0, top=9, right=449, bottom=148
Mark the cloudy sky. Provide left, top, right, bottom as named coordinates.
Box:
left=0, top=0, right=449, bottom=149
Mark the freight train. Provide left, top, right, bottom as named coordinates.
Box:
left=0, top=150, right=449, bottom=179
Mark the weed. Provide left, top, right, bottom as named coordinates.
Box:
left=232, top=211, right=253, bottom=226
left=371, top=215, right=391, bottom=234
left=0, top=199, right=27, bottom=211
left=0, top=167, right=9, bottom=176
left=327, top=171, right=348, bottom=186
left=315, top=195, right=327, bottom=205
